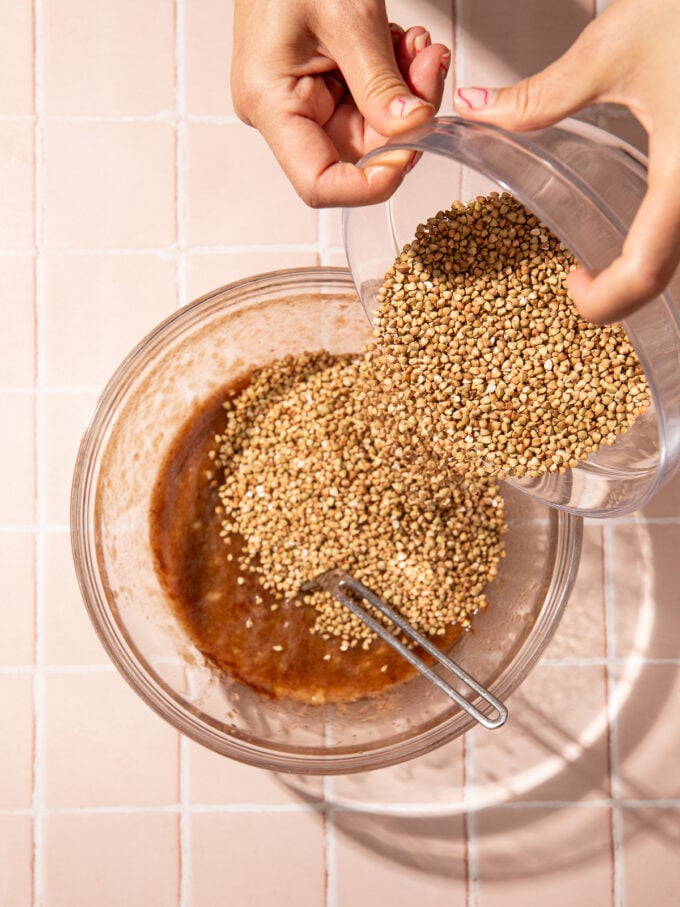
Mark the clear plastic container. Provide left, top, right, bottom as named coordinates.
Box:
left=71, top=268, right=582, bottom=774
left=344, top=117, right=680, bottom=517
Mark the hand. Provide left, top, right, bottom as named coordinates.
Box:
left=231, top=0, right=450, bottom=207
left=454, top=0, right=680, bottom=324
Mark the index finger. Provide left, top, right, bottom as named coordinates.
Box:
left=258, top=108, right=408, bottom=208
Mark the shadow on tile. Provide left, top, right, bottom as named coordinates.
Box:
left=276, top=519, right=680, bottom=881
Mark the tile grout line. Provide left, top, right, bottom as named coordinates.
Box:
left=31, top=0, right=46, bottom=904
left=323, top=774, right=337, bottom=907
left=464, top=731, right=480, bottom=907
left=603, top=522, right=624, bottom=907
left=174, top=4, right=192, bottom=906
left=175, top=0, right=188, bottom=312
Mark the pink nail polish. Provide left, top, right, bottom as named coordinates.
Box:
left=440, top=52, right=451, bottom=77
left=455, top=86, right=497, bottom=111
left=405, top=151, right=423, bottom=174
left=390, top=95, right=431, bottom=120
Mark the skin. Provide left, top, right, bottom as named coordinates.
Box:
left=232, top=0, right=680, bottom=324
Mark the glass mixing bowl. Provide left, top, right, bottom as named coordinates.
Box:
left=344, top=117, right=680, bottom=517
left=71, top=268, right=582, bottom=774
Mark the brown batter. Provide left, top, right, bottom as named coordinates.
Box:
left=150, top=381, right=464, bottom=704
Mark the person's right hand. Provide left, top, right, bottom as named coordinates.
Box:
left=231, top=0, right=450, bottom=207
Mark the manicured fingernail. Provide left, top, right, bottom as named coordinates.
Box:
left=405, top=151, right=423, bottom=173
left=390, top=95, right=432, bottom=119
left=455, top=86, right=497, bottom=111
left=440, top=51, right=451, bottom=77
left=414, top=31, right=430, bottom=53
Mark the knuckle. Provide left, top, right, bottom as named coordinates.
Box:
left=510, top=78, right=543, bottom=126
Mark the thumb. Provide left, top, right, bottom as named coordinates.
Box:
left=330, top=20, right=435, bottom=136
left=454, top=32, right=603, bottom=131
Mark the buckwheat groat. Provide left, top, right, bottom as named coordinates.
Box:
left=214, top=351, right=506, bottom=651
left=370, top=192, right=650, bottom=478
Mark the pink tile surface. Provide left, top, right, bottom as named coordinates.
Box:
left=42, top=531, right=104, bottom=665
left=0, top=392, right=35, bottom=523
left=43, top=122, right=176, bottom=250
left=44, top=671, right=179, bottom=808
left=333, top=812, right=467, bottom=907
left=474, top=806, right=613, bottom=906
left=0, top=256, right=34, bottom=387
left=457, top=0, right=594, bottom=87
left=184, top=0, right=234, bottom=116
left=43, top=813, right=179, bottom=907
left=187, top=740, right=310, bottom=805
left=185, top=123, right=318, bottom=246
left=0, top=815, right=33, bottom=907
left=0, top=674, right=34, bottom=809
left=4, top=0, right=680, bottom=904
left=0, top=532, right=35, bottom=665
left=185, top=250, right=319, bottom=303
left=0, top=124, right=34, bottom=251
left=189, top=811, right=326, bottom=906
left=43, top=391, right=99, bottom=524
left=43, top=0, right=175, bottom=115
left=0, top=0, right=33, bottom=115
left=43, top=253, right=177, bottom=385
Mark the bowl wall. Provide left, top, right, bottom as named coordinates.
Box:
left=72, top=268, right=582, bottom=773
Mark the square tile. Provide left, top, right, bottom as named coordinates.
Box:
left=0, top=124, right=34, bottom=250
left=610, top=524, right=680, bottom=660
left=457, top=0, right=593, bottom=87
left=187, top=739, right=309, bottom=805
left=43, top=253, right=177, bottom=386
left=43, top=813, right=179, bottom=907
left=185, top=123, right=318, bottom=246
left=470, top=664, right=610, bottom=804
left=43, top=530, right=104, bottom=666
left=613, top=662, right=680, bottom=803
left=185, top=250, right=318, bottom=303
left=43, top=122, right=175, bottom=250
left=43, top=0, right=175, bottom=115
left=44, top=670, right=179, bottom=808
left=333, top=809, right=467, bottom=906
left=0, top=815, right=33, bottom=907
left=474, top=806, right=613, bottom=905
left=43, top=390, right=99, bottom=525
left=0, top=255, right=35, bottom=387
left=0, top=0, right=34, bottom=115
left=0, top=392, right=35, bottom=524
left=184, top=0, right=233, bottom=116
left=0, top=532, right=35, bottom=665
left=0, top=674, right=33, bottom=809
left=620, top=807, right=680, bottom=906
left=189, top=811, right=325, bottom=906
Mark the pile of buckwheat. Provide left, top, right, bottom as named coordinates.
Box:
left=370, top=192, right=650, bottom=478
left=212, top=191, right=650, bottom=651
left=213, top=351, right=506, bottom=650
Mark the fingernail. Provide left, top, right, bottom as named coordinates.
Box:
left=455, top=86, right=498, bottom=111
left=389, top=23, right=404, bottom=42
left=390, top=95, right=432, bottom=120
left=414, top=31, right=430, bottom=53
left=440, top=51, right=451, bottom=77
left=405, top=151, right=423, bottom=173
